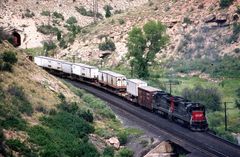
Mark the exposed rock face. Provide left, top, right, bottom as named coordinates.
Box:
left=106, top=137, right=120, bottom=149
left=144, top=141, right=175, bottom=157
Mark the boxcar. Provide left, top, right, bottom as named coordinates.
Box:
left=72, top=63, right=99, bottom=79
left=127, top=79, right=147, bottom=97
left=98, top=70, right=126, bottom=91
left=34, top=56, right=72, bottom=74
left=138, top=86, right=160, bottom=110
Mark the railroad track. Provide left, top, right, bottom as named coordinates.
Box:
left=65, top=79, right=240, bottom=157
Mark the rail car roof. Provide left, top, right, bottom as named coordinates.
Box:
left=100, top=70, right=126, bottom=77
left=73, top=63, right=98, bottom=69
left=36, top=56, right=73, bottom=65
left=127, top=79, right=147, bottom=84
left=139, top=86, right=160, bottom=92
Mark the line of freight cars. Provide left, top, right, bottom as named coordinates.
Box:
left=34, top=56, right=208, bottom=131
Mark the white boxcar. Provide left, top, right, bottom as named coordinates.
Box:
left=34, top=56, right=72, bottom=74
left=98, top=70, right=127, bottom=89
left=127, top=79, right=147, bottom=97
left=72, top=63, right=99, bottom=79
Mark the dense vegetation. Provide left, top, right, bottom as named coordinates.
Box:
left=168, top=56, right=240, bottom=78
left=182, top=85, right=222, bottom=111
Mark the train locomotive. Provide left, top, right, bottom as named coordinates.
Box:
left=34, top=56, right=208, bottom=131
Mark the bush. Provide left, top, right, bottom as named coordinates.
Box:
left=181, top=85, right=222, bottom=111
left=24, top=9, right=35, bottom=18
left=37, top=25, right=60, bottom=35
left=104, top=5, right=112, bottom=18
left=57, top=102, right=79, bottom=114
left=41, top=11, right=50, bottom=16
left=117, top=131, right=128, bottom=145
left=66, top=16, right=77, bottom=25
left=103, top=146, right=115, bottom=157
left=183, top=17, right=192, bottom=24
left=99, top=38, right=116, bottom=51
left=8, top=85, right=33, bottom=116
left=117, top=148, right=134, bottom=157
left=6, top=139, right=30, bottom=152
left=78, top=110, right=94, bottom=123
left=0, top=62, right=13, bottom=72
left=43, top=41, right=57, bottom=52
left=52, top=12, right=64, bottom=20
left=1, top=116, right=27, bottom=130
left=220, top=0, right=233, bottom=8
left=118, top=19, right=125, bottom=25
left=2, top=51, right=18, bottom=64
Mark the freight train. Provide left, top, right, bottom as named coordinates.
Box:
left=34, top=56, right=208, bottom=131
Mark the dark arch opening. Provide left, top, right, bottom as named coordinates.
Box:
left=12, top=31, right=21, bottom=47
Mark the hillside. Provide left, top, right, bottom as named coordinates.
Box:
left=0, top=42, right=154, bottom=157
left=1, top=0, right=240, bottom=66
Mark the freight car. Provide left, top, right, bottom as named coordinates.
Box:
left=98, top=70, right=127, bottom=92
left=34, top=56, right=208, bottom=131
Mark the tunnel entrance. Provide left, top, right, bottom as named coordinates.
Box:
left=12, top=31, right=21, bottom=47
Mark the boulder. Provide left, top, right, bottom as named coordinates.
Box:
left=106, top=137, right=120, bottom=149
left=204, top=14, right=216, bottom=23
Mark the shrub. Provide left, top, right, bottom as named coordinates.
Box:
left=104, top=5, right=112, bottom=18
left=24, top=9, right=35, bottom=18
left=58, top=93, right=66, bottom=102
left=117, top=131, right=128, bottom=145
left=0, top=62, right=13, bottom=72
left=99, top=38, right=116, bottom=51
left=117, top=148, right=134, bottom=157
left=43, top=41, right=57, bottom=52
left=37, top=25, right=60, bottom=35
left=234, top=48, right=240, bottom=53
left=181, top=85, right=222, bottom=111
left=41, top=10, right=50, bottom=16
left=220, top=0, right=233, bottom=8
left=78, top=110, right=94, bottom=123
left=59, top=39, right=67, bottom=49
left=57, top=102, right=79, bottom=114
left=75, top=6, right=102, bottom=18
left=118, top=19, right=125, bottom=25
left=2, top=51, right=18, bottom=64
left=6, top=139, right=29, bottom=152
left=1, top=116, right=27, bottom=130
left=8, top=85, right=33, bottom=116
left=103, top=146, right=115, bottom=157
left=183, top=17, right=192, bottom=24
left=52, top=12, right=64, bottom=20
left=66, top=16, right=77, bottom=25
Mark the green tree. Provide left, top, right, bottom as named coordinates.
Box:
left=127, top=21, right=169, bottom=78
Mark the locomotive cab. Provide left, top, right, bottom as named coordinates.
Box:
left=189, top=104, right=208, bottom=131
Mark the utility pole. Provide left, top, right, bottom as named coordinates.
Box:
left=223, top=101, right=233, bottom=131
left=224, top=102, right=227, bottom=131
left=165, top=79, right=178, bottom=95
left=93, top=0, right=98, bottom=23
